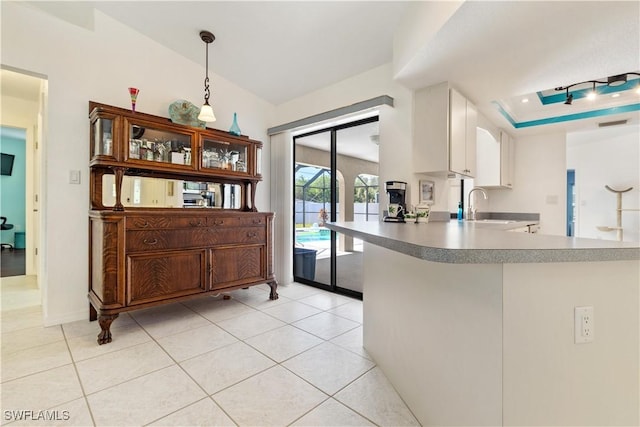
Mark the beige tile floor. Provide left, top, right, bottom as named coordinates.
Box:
left=1, top=280, right=420, bottom=426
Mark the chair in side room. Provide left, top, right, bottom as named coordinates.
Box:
left=1, top=217, right=14, bottom=251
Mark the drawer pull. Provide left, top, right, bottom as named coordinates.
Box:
left=143, top=238, right=158, bottom=245
left=138, top=220, right=150, bottom=228
left=189, top=219, right=204, bottom=227
left=213, top=220, right=225, bottom=226
left=252, top=219, right=262, bottom=224
left=247, top=231, right=258, bottom=238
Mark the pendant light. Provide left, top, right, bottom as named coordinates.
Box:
left=197, top=30, right=217, bottom=123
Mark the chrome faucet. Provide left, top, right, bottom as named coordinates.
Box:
left=467, top=187, right=488, bottom=221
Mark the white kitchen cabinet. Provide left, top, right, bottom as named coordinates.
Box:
left=475, top=128, right=513, bottom=188
left=499, top=130, right=514, bottom=188
left=413, top=82, right=477, bottom=177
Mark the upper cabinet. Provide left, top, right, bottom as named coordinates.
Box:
left=475, top=128, right=514, bottom=189
left=89, top=101, right=263, bottom=211
left=413, top=83, right=477, bottom=177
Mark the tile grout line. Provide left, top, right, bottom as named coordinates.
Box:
left=130, top=307, right=243, bottom=427
left=60, top=323, right=98, bottom=427
left=184, top=286, right=369, bottom=425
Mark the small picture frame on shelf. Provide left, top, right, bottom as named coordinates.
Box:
left=419, top=180, right=435, bottom=204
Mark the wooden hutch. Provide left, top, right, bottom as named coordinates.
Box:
left=88, top=101, right=277, bottom=344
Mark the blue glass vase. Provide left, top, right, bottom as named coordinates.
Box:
left=229, top=112, right=241, bottom=136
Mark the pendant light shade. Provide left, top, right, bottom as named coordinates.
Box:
left=198, top=30, right=217, bottom=123
left=198, top=104, right=216, bottom=122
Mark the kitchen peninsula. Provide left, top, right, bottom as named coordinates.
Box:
left=327, top=220, right=639, bottom=426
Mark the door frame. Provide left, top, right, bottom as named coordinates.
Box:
left=292, top=115, right=379, bottom=299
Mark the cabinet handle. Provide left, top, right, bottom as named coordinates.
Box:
left=247, top=231, right=258, bottom=238
left=139, top=220, right=150, bottom=228
left=189, top=219, right=204, bottom=227
left=143, top=238, right=158, bottom=245
left=252, top=219, right=262, bottom=224
left=213, top=220, right=224, bottom=226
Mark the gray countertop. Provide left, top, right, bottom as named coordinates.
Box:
left=326, top=220, right=640, bottom=264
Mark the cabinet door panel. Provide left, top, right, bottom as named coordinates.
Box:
left=500, top=131, right=513, bottom=188
left=465, top=101, right=477, bottom=177
left=211, top=245, right=265, bottom=289
left=127, top=250, right=206, bottom=305
left=449, top=89, right=467, bottom=175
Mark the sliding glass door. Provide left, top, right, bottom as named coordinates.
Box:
left=293, top=116, right=379, bottom=298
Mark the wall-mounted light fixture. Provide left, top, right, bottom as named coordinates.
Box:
left=555, top=72, right=640, bottom=105
left=197, top=30, right=217, bottom=123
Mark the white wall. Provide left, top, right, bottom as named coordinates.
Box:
left=567, top=125, right=640, bottom=242
left=2, top=3, right=275, bottom=325
left=485, top=132, right=567, bottom=235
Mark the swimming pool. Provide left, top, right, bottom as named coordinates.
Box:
left=296, top=228, right=331, bottom=242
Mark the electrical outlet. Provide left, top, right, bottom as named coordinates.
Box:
left=575, top=306, right=594, bottom=344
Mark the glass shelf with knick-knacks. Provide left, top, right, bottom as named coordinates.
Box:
left=126, top=122, right=195, bottom=167
left=201, top=138, right=249, bottom=174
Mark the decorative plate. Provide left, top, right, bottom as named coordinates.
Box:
left=168, top=100, right=205, bottom=128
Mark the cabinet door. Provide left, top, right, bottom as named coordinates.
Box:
left=475, top=128, right=501, bottom=187
left=201, top=137, right=250, bottom=175
left=126, top=249, right=206, bottom=305
left=449, top=89, right=467, bottom=175
left=500, top=131, right=513, bottom=188
left=125, top=118, right=196, bottom=170
left=465, top=100, right=477, bottom=177
left=210, top=245, right=265, bottom=290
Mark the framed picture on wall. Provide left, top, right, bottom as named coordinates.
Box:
left=419, top=180, right=435, bottom=204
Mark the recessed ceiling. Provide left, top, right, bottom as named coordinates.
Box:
left=495, top=72, right=640, bottom=130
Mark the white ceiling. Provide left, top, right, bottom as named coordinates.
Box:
left=90, top=1, right=410, bottom=106
left=8, top=1, right=640, bottom=145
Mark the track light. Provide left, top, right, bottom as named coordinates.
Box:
left=607, top=74, right=627, bottom=86
left=555, top=72, right=640, bottom=105
left=564, top=90, right=573, bottom=105
left=587, top=82, right=597, bottom=100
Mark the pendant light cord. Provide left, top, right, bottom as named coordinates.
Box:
left=203, top=41, right=211, bottom=105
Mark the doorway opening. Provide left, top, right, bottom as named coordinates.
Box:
left=0, top=67, right=46, bottom=311
left=293, top=116, right=379, bottom=299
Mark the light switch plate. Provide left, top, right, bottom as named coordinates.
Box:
left=69, top=170, right=81, bottom=184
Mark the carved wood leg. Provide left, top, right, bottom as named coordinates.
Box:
left=89, top=303, right=97, bottom=321
left=268, top=281, right=279, bottom=300
left=97, top=314, right=119, bottom=345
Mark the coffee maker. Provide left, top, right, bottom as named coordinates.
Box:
left=384, top=181, right=407, bottom=223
